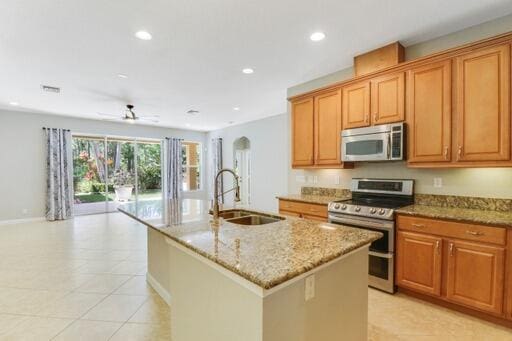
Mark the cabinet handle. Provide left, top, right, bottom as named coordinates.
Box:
left=457, top=146, right=463, bottom=159
left=373, top=114, right=378, bottom=122
left=465, top=230, right=484, bottom=236
left=449, top=243, right=454, bottom=256
left=444, top=146, right=449, bottom=160
left=436, top=241, right=440, bottom=254
left=412, top=223, right=426, bottom=228
left=365, top=114, right=369, bottom=123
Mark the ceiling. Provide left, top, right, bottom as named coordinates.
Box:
left=1, top=0, right=512, bottom=131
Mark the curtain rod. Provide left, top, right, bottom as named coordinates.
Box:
left=42, top=127, right=71, bottom=131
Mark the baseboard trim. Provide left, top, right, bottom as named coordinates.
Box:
left=0, top=217, right=46, bottom=226
left=146, top=272, right=172, bottom=306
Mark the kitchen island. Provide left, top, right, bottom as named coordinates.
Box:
left=119, top=199, right=381, bottom=341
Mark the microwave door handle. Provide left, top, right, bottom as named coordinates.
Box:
left=386, top=133, right=391, bottom=159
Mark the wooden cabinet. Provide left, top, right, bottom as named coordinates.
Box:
left=397, top=215, right=510, bottom=320
left=278, top=199, right=328, bottom=222
left=291, top=90, right=351, bottom=168
left=446, top=240, right=505, bottom=314
left=371, top=72, right=405, bottom=125
left=455, top=44, right=511, bottom=162
left=407, top=60, right=452, bottom=163
left=291, top=98, right=314, bottom=167
left=314, top=89, right=342, bottom=165
left=397, top=231, right=442, bottom=296
left=342, top=81, right=371, bottom=129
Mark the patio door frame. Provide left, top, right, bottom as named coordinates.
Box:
left=72, top=133, right=163, bottom=215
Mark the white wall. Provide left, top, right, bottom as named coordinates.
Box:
left=0, top=109, right=207, bottom=221
left=208, top=114, right=288, bottom=213
left=287, top=14, right=512, bottom=199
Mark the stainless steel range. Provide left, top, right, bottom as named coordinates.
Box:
left=328, top=178, right=414, bottom=293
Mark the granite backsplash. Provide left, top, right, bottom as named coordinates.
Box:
left=414, top=194, right=512, bottom=212
left=301, top=186, right=351, bottom=198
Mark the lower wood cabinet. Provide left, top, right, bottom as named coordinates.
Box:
left=278, top=199, right=328, bottom=222
left=396, top=215, right=510, bottom=320
left=446, top=240, right=505, bottom=314
left=396, top=231, right=442, bottom=296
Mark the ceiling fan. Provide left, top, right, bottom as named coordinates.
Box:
left=98, top=104, right=159, bottom=123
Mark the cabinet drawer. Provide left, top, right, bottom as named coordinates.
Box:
left=278, top=200, right=328, bottom=218
left=397, top=215, right=506, bottom=245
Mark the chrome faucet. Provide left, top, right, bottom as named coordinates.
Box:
left=213, top=168, right=241, bottom=220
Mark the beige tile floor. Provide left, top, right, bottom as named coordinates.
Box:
left=0, top=212, right=510, bottom=340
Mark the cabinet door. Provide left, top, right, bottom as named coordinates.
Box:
left=291, top=97, right=315, bottom=167
left=371, top=72, right=405, bottom=125
left=446, top=240, right=505, bottom=314
left=315, top=89, right=342, bottom=165
left=342, top=81, right=371, bottom=129
left=396, top=231, right=442, bottom=296
left=408, top=60, right=452, bottom=163
left=455, top=44, right=510, bottom=161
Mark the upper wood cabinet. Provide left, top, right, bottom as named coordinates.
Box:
left=407, top=60, right=452, bottom=163
left=342, top=81, right=370, bottom=129
left=446, top=240, right=505, bottom=315
left=397, top=231, right=442, bottom=296
left=291, top=90, right=350, bottom=168
left=315, top=89, right=342, bottom=165
left=455, top=44, right=511, bottom=162
left=371, top=72, right=405, bottom=125
left=291, top=98, right=314, bottom=167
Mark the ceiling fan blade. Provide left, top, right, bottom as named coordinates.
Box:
left=97, top=112, right=119, bottom=117
left=138, top=118, right=159, bottom=123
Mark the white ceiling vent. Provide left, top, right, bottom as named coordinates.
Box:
left=41, top=85, right=60, bottom=93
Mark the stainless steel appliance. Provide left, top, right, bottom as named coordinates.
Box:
left=341, top=123, right=404, bottom=162
left=328, top=178, right=414, bottom=293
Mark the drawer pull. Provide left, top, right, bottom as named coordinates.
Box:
left=465, top=230, right=484, bottom=236
left=412, top=223, right=426, bottom=228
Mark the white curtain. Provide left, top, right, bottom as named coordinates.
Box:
left=44, top=128, right=73, bottom=221
left=211, top=138, right=223, bottom=203
left=164, top=137, right=183, bottom=200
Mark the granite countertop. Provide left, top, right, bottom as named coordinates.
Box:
left=276, top=193, right=351, bottom=205
left=396, top=205, right=512, bottom=228
left=119, top=199, right=381, bottom=289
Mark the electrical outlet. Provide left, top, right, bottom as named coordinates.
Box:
left=21, top=209, right=28, bottom=215
left=313, top=176, right=318, bottom=184
left=334, top=175, right=340, bottom=185
left=307, top=175, right=314, bottom=183
left=296, top=175, right=306, bottom=183
left=433, top=177, right=443, bottom=188
left=305, top=275, right=315, bottom=301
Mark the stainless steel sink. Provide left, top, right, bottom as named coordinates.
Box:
left=218, top=210, right=251, bottom=219
left=225, top=214, right=283, bottom=225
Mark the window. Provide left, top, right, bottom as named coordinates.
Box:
left=182, top=141, right=201, bottom=191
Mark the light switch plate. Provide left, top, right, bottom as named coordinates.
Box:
left=305, top=275, right=315, bottom=301
left=307, top=175, right=314, bottom=183
left=334, top=175, right=340, bottom=185
left=433, top=177, right=443, bottom=188
left=313, top=176, right=318, bottom=184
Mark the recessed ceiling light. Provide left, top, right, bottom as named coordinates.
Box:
left=135, top=31, right=152, bottom=40
left=117, top=74, right=128, bottom=79
left=9, top=101, right=19, bottom=106
left=242, top=68, right=254, bottom=74
left=310, top=32, right=326, bottom=42
left=233, top=107, right=240, bottom=111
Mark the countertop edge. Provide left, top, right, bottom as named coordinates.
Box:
left=396, top=206, right=512, bottom=228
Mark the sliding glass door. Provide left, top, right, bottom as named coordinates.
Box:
left=72, top=135, right=162, bottom=215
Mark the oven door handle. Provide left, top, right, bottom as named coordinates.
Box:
left=328, top=214, right=394, bottom=230
left=369, top=251, right=393, bottom=259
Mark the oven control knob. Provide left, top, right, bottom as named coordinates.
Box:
left=341, top=204, right=347, bottom=210
left=378, top=209, right=386, bottom=215
left=355, top=206, right=361, bottom=212
left=334, top=204, right=340, bottom=210
left=370, top=208, right=376, bottom=214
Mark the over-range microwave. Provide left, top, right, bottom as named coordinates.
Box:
left=341, top=123, right=404, bottom=162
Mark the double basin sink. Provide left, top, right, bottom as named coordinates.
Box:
left=217, top=210, right=284, bottom=225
